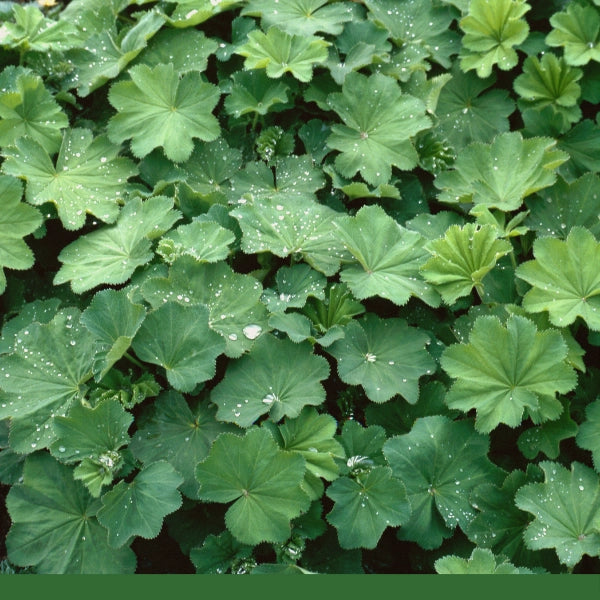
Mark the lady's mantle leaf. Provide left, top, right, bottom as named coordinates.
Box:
left=190, top=530, right=253, bottom=574
left=459, top=0, right=531, bottom=78
left=97, top=461, right=183, bottom=548
left=0, top=66, right=68, bottom=154
left=231, top=196, right=346, bottom=276
left=333, top=205, right=440, bottom=307
left=0, top=308, right=95, bottom=452
left=421, top=223, right=513, bottom=305
left=515, top=461, right=600, bottom=567
left=262, top=264, right=326, bottom=313
left=516, top=227, right=600, bottom=331
left=6, top=453, right=136, bottom=573
left=576, top=398, right=600, bottom=472
left=195, top=427, right=310, bottom=545
left=81, top=288, right=146, bottom=381
left=266, top=407, right=345, bottom=481
left=131, top=302, right=225, bottom=393
left=326, top=72, right=431, bottom=186
left=107, top=63, right=221, bottom=162
left=326, top=466, right=410, bottom=550
left=434, top=547, right=533, bottom=574
left=0, top=175, right=42, bottom=295
left=441, top=315, right=577, bottom=433
left=211, top=334, right=329, bottom=427
left=242, top=0, right=355, bottom=36
left=327, top=314, right=434, bottom=404
left=434, top=132, right=568, bottom=211
left=224, top=70, right=290, bottom=118
left=140, top=257, right=268, bottom=358
left=54, top=196, right=180, bottom=294
left=235, top=26, right=329, bottom=82
left=2, top=128, right=138, bottom=230
left=435, top=65, right=515, bottom=150
left=546, top=3, right=600, bottom=66
left=130, top=391, right=238, bottom=499
left=157, top=220, right=235, bottom=264
left=49, top=398, right=132, bottom=497
left=383, top=416, right=505, bottom=549
left=525, top=173, right=600, bottom=240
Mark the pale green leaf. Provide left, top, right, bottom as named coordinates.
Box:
left=2, top=128, right=138, bottom=230
left=107, top=63, right=221, bottom=162
left=435, top=547, right=533, bottom=574
left=576, top=398, right=600, bottom=472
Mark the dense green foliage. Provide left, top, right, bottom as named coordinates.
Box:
left=0, top=0, right=600, bottom=574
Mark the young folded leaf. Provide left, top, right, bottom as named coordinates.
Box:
left=421, top=223, right=513, bottom=305
left=441, top=315, right=577, bottom=433
left=459, top=0, right=531, bottom=78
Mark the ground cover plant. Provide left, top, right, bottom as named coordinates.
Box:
left=1, top=0, right=600, bottom=575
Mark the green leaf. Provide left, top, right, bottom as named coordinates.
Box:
left=466, top=467, right=545, bottom=566
left=0, top=308, right=95, bottom=451
left=268, top=407, right=345, bottom=481
left=435, top=547, right=533, bottom=574
left=131, top=302, right=225, bottom=393
left=235, top=26, right=329, bottom=82
left=514, top=53, right=583, bottom=124
left=242, top=0, right=355, bottom=36
left=80, top=288, right=146, bottom=381
left=421, top=223, right=513, bottom=305
left=515, top=461, right=600, bottom=567
left=383, top=416, right=505, bottom=549
left=135, top=27, right=217, bottom=74
left=0, top=175, right=42, bottom=295
left=224, top=70, right=290, bottom=118
left=2, top=128, right=138, bottom=230
left=140, top=257, right=269, bottom=358
left=190, top=530, right=253, bottom=574
left=326, top=72, right=431, bottom=185
left=441, top=315, right=577, bottom=432
left=49, top=398, right=132, bottom=496
left=434, top=132, right=568, bottom=211
left=576, top=398, right=600, bottom=472
left=525, top=173, right=600, bottom=239
left=97, top=461, right=183, bottom=547
left=435, top=65, right=515, bottom=150
left=211, top=334, right=329, bottom=427
left=231, top=196, right=346, bottom=276
left=546, top=3, right=600, bottom=66
left=0, top=66, right=68, bottom=154
left=557, top=119, right=600, bottom=179
left=302, top=282, right=364, bottom=333
left=130, top=391, right=238, bottom=499
left=107, top=63, right=221, bottom=162
left=167, top=0, right=243, bottom=27
left=459, top=0, right=531, bottom=78
left=6, top=452, right=135, bottom=573
left=333, top=205, right=440, bottom=307
left=516, top=227, right=600, bottom=331
left=327, top=314, right=434, bottom=404
left=64, top=9, right=165, bottom=97
left=0, top=4, right=80, bottom=53
left=338, top=420, right=387, bottom=471
left=196, top=427, right=310, bottom=545
left=326, top=466, right=410, bottom=550
left=517, top=400, right=578, bottom=460
left=157, top=220, right=235, bottom=264
left=262, top=264, right=326, bottom=313
left=268, top=312, right=344, bottom=346
left=229, top=155, right=326, bottom=203
left=54, top=196, right=180, bottom=293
